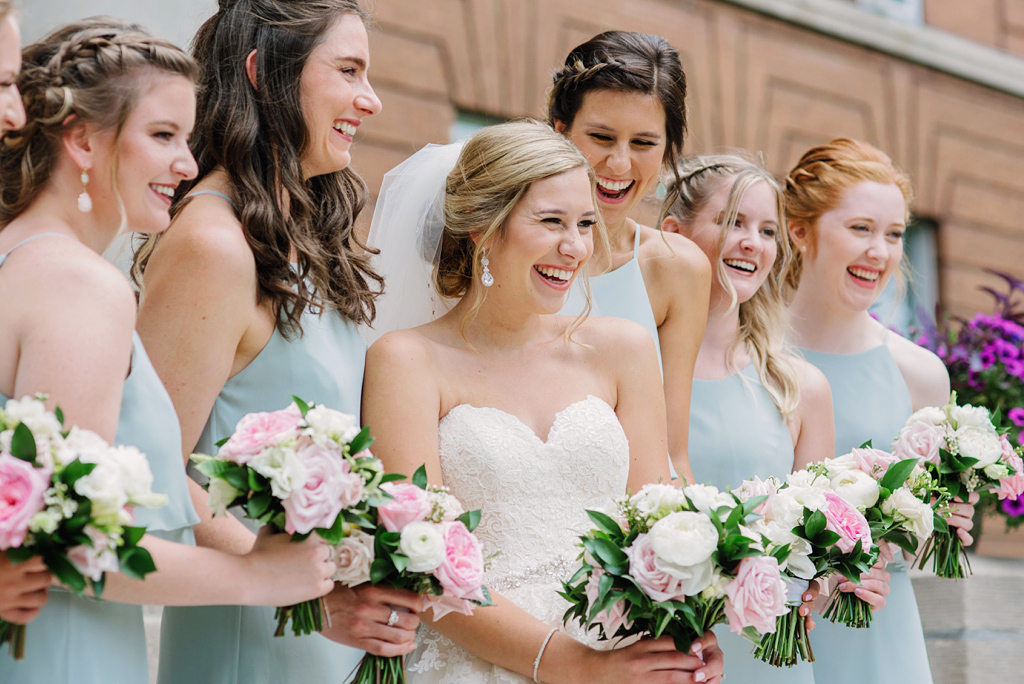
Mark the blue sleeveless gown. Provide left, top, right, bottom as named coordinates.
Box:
left=157, top=306, right=367, bottom=684
left=688, top=365, right=815, bottom=684
left=0, top=235, right=198, bottom=684
left=801, top=344, right=933, bottom=684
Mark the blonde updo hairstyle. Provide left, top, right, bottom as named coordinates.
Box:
left=0, top=18, right=199, bottom=226
left=783, top=138, right=913, bottom=292
left=663, top=153, right=799, bottom=418
left=436, top=119, right=607, bottom=337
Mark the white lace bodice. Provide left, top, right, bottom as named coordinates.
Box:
left=407, top=395, right=630, bottom=683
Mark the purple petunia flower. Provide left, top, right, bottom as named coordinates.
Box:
left=1010, top=408, right=1024, bottom=427
left=1001, top=495, right=1024, bottom=518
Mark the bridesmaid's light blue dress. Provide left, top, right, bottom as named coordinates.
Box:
left=801, top=343, right=933, bottom=684
left=688, top=365, right=815, bottom=684
left=0, top=234, right=198, bottom=684
left=157, top=299, right=367, bottom=684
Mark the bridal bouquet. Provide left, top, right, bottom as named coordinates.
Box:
left=732, top=470, right=877, bottom=666
left=191, top=397, right=386, bottom=636
left=0, top=395, right=164, bottom=659
left=340, top=465, right=491, bottom=684
left=892, top=393, right=1024, bottom=578
left=560, top=483, right=790, bottom=658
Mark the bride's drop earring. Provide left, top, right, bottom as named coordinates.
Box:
left=480, top=249, right=493, bottom=287
left=77, top=169, right=93, bottom=213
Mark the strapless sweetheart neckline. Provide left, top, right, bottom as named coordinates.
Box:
left=441, top=394, right=611, bottom=445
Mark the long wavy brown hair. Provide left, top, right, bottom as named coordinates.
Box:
left=131, top=0, right=382, bottom=334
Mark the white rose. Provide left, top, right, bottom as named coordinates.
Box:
left=786, top=470, right=830, bottom=490
left=823, top=453, right=858, bottom=478
left=830, top=469, right=880, bottom=510
left=207, top=477, right=241, bottom=517
left=398, top=521, right=446, bottom=572
left=656, top=556, right=715, bottom=597
left=779, top=538, right=817, bottom=580
left=906, top=406, right=946, bottom=427
left=683, top=484, right=734, bottom=516
left=648, top=511, right=718, bottom=568
left=984, top=463, right=1011, bottom=481
left=304, top=406, right=361, bottom=444
left=949, top=404, right=995, bottom=432
left=332, top=530, right=375, bottom=585
left=761, top=519, right=799, bottom=547
left=74, top=459, right=129, bottom=517
left=881, top=488, right=934, bottom=540
left=630, top=484, right=688, bottom=520
left=249, top=444, right=307, bottom=499
left=954, top=427, right=1003, bottom=469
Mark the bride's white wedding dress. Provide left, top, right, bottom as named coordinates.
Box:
left=406, top=395, right=630, bottom=683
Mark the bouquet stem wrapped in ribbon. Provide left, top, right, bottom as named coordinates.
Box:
left=0, top=396, right=164, bottom=659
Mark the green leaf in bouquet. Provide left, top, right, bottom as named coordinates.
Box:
left=54, top=406, right=65, bottom=426
left=315, top=513, right=346, bottom=545
left=412, top=465, right=428, bottom=490
left=769, top=542, right=791, bottom=562
left=10, top=422, right=38, bottom=463
left=246, top=491, right=273, bottom=520
left=347, top=426, right=374, bottom=455
left=378, top=473, right=405, bottom=485
left=933, top=511, right=950, bottom=534
left=388, top=551, right=409, bottom=574
left=457, top=509, right=482, bottom=533
left=804, top=509, right=827, bottom=539
left=724, top=503, right=745, bottom=529
left=478, top=585, right=493, bottom=608
left=193, top=457, right=234, bottom=479
left=741, top=495, right=768, bottom=517
left=123, top=526, right=146, bottom=546
left=879, top=459, right=919, bottom=491
left=566, top=562, right=591, bottom=586
left=378, top=531, right=402, bottom=550
left=223, top=465, right=250, bottom=491
left=59, top=458, right=96, bottom=486
left=215, top=436, right=229, bottom=448
left=859, top=440, right=873, bottom=449
left=370, top=557, right=394, bottom=584
left=588, top=588, right=625, bottom=626
left=888, top=530, right=919, bottom=555
left=247, top=468, right=268, bottom=493
left=813, top=529, right=840, bottom=548
left=46, top=552, right=87, bottom=595
left=90, top=574, right=105, bottom=600
left=586, top=510, right=623, bottom=539
left=342, top=509, right=376, bottom=529
left=5, top=546, right=35, bottom=564
left=597, top=569, right=614, bottom=598
left=291, top=396, right=311, bottom=417
left=653, top=605, right=674, bottom=638
left=118, top=546, right=157, bottom=580
left=583, top=537, right=628, bottom=575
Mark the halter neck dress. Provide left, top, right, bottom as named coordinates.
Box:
left=800, top=342, right=933, bottom=684
left=0, top=233, right=198, bottom=684
left=157, top=192, right=368, bottom=684
left=688, top=364, right=815, bottom=684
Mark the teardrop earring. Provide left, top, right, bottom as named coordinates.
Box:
left=77, top=169, right=93, bottom=213
left=480, top=249, right=494, bottom=287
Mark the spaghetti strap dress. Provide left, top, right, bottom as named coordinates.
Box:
left=688, top=365, right=815, bottom=684
left=800, top=343, right=933, bottom=684
left=156, top=302, right=367, bottom=684
left=0, top=234, right=198, bottom=684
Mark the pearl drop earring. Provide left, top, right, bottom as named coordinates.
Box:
left=77, top=169, right=93, bottom=213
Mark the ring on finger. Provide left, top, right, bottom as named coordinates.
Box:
left=386, top=609, right=399, bottom=627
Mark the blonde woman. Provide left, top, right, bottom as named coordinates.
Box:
left=363, top=120, right=724, bottom=684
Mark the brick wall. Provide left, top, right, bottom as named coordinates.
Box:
left=352, top=0, right=1024, bottom=318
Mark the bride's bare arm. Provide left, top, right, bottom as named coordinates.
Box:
left=362, top=330, right=721, bottom=684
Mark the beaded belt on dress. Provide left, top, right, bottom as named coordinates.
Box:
left=487, top=555, right=579, bottom=593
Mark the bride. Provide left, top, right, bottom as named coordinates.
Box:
left=361, top=120, right=723, bottom=684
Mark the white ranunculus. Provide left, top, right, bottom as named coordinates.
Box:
left=786, top=470, right=830, bottom=490
left=779, top=538, right=817, bottom=580
left=207, top=477, right=241, bottom=517
left=683, top=484, right=734, bottom=516
left=906, top=406, right=946, bottom=428
left=648, top=511, right=718, bottom=568
left=954, top=427, right=1003, bottom=469
left=881, top=488, right=934, bottom=540
left=249, top=444, right=307, bottom=499
left=830, top=469, right=880, bottom=510
left=984, top=463, right=1011, bottom=481
left=332, top=530, right=375, bottom=585
left=949, top=404, right=995, bottom=432
left=399, top=521, right=446, bottom=572
left=630, top=484, right=688, bottom=520
left=304, top=406, right=361, bottom=444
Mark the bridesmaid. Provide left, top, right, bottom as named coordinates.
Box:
left=548, top=31, right=711, bottom=482
left=0, top=19, right=335, bottom=684
left=132, top=2, right=421, bottom=683
left=661, top=153, right=890, bottom=683
left=783, top=138, right=975, bottom=684
left=0, top=0, right=50, bottom=629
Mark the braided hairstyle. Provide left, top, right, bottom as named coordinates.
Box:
left=664, top=153, right=799, bottom=418
left=0, top=17, right=199, bottom=226
left=783, top=138, right=912, bottom=291
left=547, top=31, right=687, bottom=210
left=132, top=0, right=383, bottom=335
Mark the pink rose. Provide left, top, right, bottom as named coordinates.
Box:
left=281, top=443, right=347, bottom=535
left=849, top=447, right=901, bottom=479
left=823, top=492, right=872, bottom=554
left=584, top=569, right=632, bottom=636
left=624, top=533, right=690, bottom=602
left=434, top=521, right=486, bottom=602
left=218, top=409, right=303, bottom=464
left=724, top=555, right=788, bottom=635
left=995, top=442, right=1024, bottom=501
left=67, top=526, right=120, bottom=581
left=424, top=593, right=477, bottom=620
left=0, top=454, right=49, bottom=550
left=378, top=482, right=432, bottom=532
left=892, top=422, right=945, bottom=466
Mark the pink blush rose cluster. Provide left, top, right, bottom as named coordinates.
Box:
left=191, top=397, right=385, bottom=637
